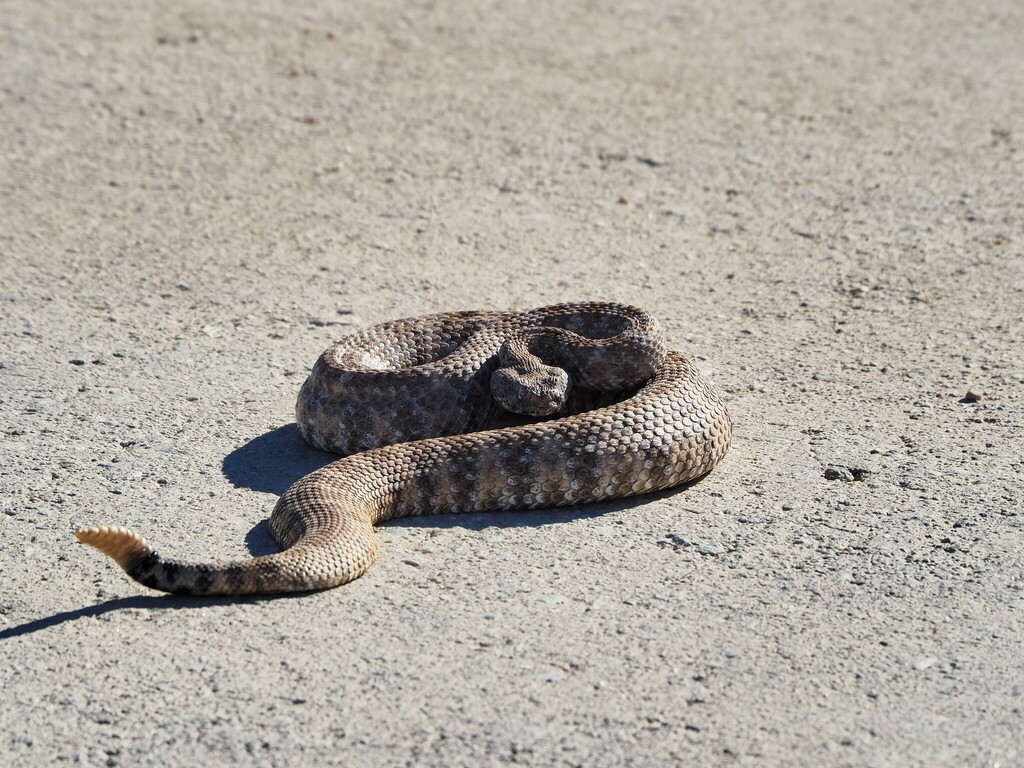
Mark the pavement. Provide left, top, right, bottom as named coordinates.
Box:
left=1, top=1, right=1022, bottom=765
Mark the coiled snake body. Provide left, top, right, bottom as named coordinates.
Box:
left=75, top=303, right=731, bottom=595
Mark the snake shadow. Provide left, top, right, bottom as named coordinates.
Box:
left=221, top=423, right=332, bottom=496
left=0, top=593, right=305, bottom=640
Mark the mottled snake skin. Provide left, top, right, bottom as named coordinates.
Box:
left=75, top=303, right=732, bottom=595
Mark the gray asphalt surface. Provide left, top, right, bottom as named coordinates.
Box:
left=2, top=1, right=1022, bottom=766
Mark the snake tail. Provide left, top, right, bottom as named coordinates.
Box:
left=74, top=498, right=381, bottom=595
left=75, top=526, right=153, bottom=572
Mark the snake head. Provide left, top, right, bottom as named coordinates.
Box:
left=490, top=363, right=570, bottom=416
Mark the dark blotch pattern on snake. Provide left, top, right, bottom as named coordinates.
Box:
left=75, top=303, right=732, bottom=595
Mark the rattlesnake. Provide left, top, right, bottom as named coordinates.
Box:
left=75, top=302, right=732, bottom=595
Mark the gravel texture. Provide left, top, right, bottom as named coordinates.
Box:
left=1, top=1, right=1022, bottom=766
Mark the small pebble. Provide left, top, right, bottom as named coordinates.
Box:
left=824, top=466, right=855, bottom=482
left=963, top=390, right=983, bottom=402
left=695, top=542, right=725, bottom=555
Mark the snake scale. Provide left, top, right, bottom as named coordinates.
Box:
left=75, top=303, right=732, bottom=595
